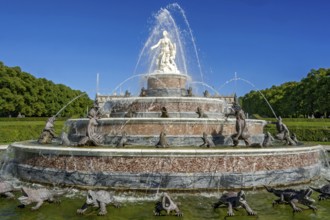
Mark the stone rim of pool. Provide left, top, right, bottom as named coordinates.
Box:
left=6, top=141, right=324, bottom=191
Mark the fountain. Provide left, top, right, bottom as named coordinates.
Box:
left=2, top=4, right=325, bottom=193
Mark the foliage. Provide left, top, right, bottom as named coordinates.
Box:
left=0, top=61, right=93, bottom=117
left=242, top=68, right=330, bottom=118
left=264, top=117, right=330, bottom=142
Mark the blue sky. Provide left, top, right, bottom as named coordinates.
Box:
left=1, top=0, right=329, bottom=98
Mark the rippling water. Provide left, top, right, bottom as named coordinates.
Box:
left=1, top=187, right=330, bottom=220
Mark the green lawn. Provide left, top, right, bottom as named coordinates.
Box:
left=264, top=118, right=330, bottom=127
left=0, top=118, right=65, bottom=144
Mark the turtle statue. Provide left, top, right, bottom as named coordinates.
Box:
left=213, top=190, right=257, bottom=216
left=264, top=186, right=317, bottom=212
left=17, top=187, right=65, bottom=210
left=77, top=190, right=120, bottom=216
left=310, top=179, right=330, bottom=201
left=154, top=192, right=183, bottom=216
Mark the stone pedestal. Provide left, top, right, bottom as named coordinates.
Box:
left=146, top=73, right=188, bottom=97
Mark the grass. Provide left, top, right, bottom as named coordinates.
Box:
left=262, top=117, right=330, bottom=142
left=0, top=119, right=65, bottom=144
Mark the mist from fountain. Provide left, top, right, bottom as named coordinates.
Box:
left=167, top=3, right=204, bottom=80
left=111, top=74, right=148, bottom=95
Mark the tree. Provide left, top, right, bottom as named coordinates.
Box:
left=0, top=61, right=93, bottom=117
left=241, top=68, right=330, bottom=118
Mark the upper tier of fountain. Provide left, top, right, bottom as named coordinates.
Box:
left=63, top=16, right=266, bottom=147
left=95, top=24, right=234, bottom=118
left=64, top=51, right=264, bottom=147
left=63, top=6, right=266, bottom=147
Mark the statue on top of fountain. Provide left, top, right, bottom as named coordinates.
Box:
left=151, top=30, right=179, bottom=73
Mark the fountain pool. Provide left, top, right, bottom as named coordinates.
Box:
left=1, top=185, right=330, bottom=220
left=2, top=2, right=327, bottom=191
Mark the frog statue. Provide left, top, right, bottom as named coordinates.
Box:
left=154, top=192, right=183, bottom=217
left=213, top=190, right=257, bottom=216
left=77, top=190, right=120, bottom=216
left=264, top=186, right=317, bottom=212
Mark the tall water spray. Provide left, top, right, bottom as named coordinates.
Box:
left=134, top=3, right=204, bottom=83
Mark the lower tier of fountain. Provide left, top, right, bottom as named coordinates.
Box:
left=7, top=142, right=323, bottom=191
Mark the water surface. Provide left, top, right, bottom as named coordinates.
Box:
left=1, top=189, right=330, bottom=220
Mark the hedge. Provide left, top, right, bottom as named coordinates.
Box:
left=0, top=122, right=65, bottom=144
left=265, top=127, right=330, bottom=142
